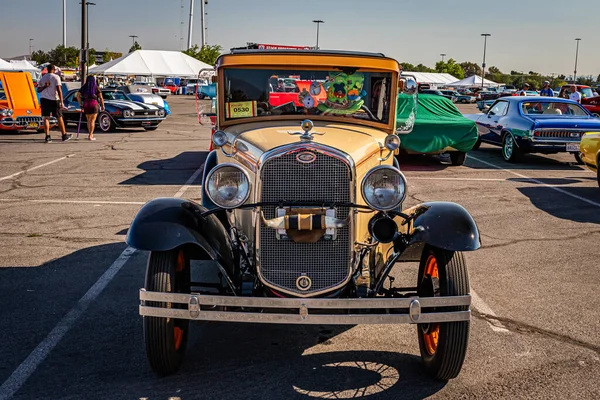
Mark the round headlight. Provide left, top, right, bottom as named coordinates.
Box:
left=384, top=134, right=400, bottom=151
left=205, top=164, right=250, bottom=209
left=361, top=166, right=407, bottom=211
left=212, top=130, right=228, bottom=147
left=124, top=110, right=133, bottom=117
left=158, top=109, right=165, bottom=117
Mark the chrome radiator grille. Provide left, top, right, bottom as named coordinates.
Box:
left=259, top=150, right=352, bottom=296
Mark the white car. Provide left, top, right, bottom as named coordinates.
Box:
left=131, top=82, right=170, bottom=99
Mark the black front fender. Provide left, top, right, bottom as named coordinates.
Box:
left=126, top=197, right=236, bottom=276
left=396, top=201, right=480, bottom=260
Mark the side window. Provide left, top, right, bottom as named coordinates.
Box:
left=0, top=78, right=5, bottom=100
left=489, top=101, right=508, bottom=116
left=64, top=92, right=75, bottom=103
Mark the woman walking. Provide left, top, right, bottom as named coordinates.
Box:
left=76, top=75, right=104, bottom=141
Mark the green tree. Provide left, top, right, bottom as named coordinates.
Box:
left=128, top=41, right=142, bottom=53
left=31, top=50, right=49, bottom=65
left=459, top=61, right=481, bottom=77
left=182, top=44, right=223, bottom=65
left=434, top=58, right=464, bottom=79
left=399, top=62, right=415, bottom=71
left=46, top=45, right=80, bottom=68
left=413, top=63, right=435, bottom=73
left=102, top=50, right=123, bottom=63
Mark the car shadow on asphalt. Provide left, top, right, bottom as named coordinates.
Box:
left=467, top=148, right=587, bottom=171
left=397, top=154, right=452, bottom=172
left=135, top=325, right=446, bottom=400
left=120, top=151, right=209, bottom=186
left=516, top=186, right=600, bottom=224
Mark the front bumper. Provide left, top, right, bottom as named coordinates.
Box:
left=116, top=117, right=166, bottom=123
left=0, top=117, right=57, bottom=131
left=139, top=289, right=471, bottom=325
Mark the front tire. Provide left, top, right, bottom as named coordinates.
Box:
left=502, top=133, right=522, bottom=162
left=449, top=151, right=466, bottom=166
left=97, top=112, right=115, bottom=132
left=144, top=249, right=190, bottom=375
left=573, top=152, right=584, bottom=165
left=417, top=246, right=470, bottom=380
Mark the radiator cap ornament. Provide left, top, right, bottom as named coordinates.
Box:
left=288, top=119, right=324, bottom=142
left=296, top=274, right=312, bottom=291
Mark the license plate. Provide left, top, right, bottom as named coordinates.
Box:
left=566, top=143, right=579, bottom=152
left=141, top=121, right=151, bottom=125
left=27, top=122, right=38, bottom=129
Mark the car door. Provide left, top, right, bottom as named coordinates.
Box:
left=62, top=92, right=80, bottom=123
left=480, top=100, right=509, bottom=144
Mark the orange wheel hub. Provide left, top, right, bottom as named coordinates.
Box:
left=173, top=326, right=183, bottom=350
left=422, top=254, right=440, bottom=355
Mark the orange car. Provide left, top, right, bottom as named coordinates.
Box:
left=0, top=71, right=56, bottom=132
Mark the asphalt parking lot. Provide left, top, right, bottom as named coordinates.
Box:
left=1, top=96, right=599, bottom=400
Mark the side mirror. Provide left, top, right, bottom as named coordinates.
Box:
left=399, top=77, right=417, bottom=95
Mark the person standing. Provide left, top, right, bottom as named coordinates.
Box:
left=539, top=81, right=554, bottom=97
left=37, top=64, right=72, bottom=143
left=569, top=85, right=582, bottom=103
left=517, top=83, right=530, bottom=96
left=76, top=76, right=104, bottom=141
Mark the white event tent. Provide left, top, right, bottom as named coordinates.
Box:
left=0, top=58, right=14, bottom=70
left=402, top=72, right=459, bottom=87
left=449, top=75, right=499, bottom=88
left=88, top=50, right=213, bottom=78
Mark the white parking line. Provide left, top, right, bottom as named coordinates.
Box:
left=0, top=154, right=75, bottom=182
left=0, top=162, right=205, bottom=400
left=471, top=289, right=510, bottom=334
left=0, top=199, right=146, bottom=205
left=467, top=154, right=600, bottom=208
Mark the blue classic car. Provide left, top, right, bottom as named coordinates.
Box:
left=465, top=96, right=600, bottom=163
left=62, top=89, right=167, bottom=132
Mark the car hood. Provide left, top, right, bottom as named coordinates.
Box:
left=529, top=117, right=600, bottom=130
left=105, top=100, right=160, bottom=110
left=225, top=121, right=388, bottom=164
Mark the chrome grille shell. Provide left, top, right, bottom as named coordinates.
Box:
left=256, top=143, right=355, bottom=297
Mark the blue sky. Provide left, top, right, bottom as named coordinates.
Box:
left=1, top=0, right=598, bottom=77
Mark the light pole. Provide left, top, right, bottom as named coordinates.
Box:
left=481, top=33, right=491, bottom=89
left=440, top=53, right=446, bottom=62
left=312, top=20, right=324, bottom=50
left=84, top=2, right=96, bottom=51
left=574, top=38, right=581, bottom=83
left=29, top=39, right=34, bottom=60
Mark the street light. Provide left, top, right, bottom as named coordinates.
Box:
left=574, top=38, right=581, bottom=83
left=29, top=38, right=34, bottom=60
left=312, top=20, right=324, bottom=50
left=129, top=35, right=138, bottom=47
left=440, top=53, right=446, bottom=62
left=481, top=33, right=491, bottom=89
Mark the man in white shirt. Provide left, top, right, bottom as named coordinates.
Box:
left=568, top=85, right=582, bottom=103
left=37, top=64, right=71, bottom=143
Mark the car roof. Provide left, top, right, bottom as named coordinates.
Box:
left=495, top=96, right=578, bottom=104
left=229, top=49, right=387, bottom=58
left=216, top=49, right=400, bottom=72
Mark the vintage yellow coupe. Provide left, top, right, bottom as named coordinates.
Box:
left=128, top=50, right=481, bottom=380
left=580, top=132, right=600, bottom=187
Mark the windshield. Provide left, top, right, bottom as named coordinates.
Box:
left=581, top=88, right=594, bottom=98
left=102, top=91, right=129, bottom=101
left=222, top=68, right=393, bottom=125
left=521, top=101, right=588, bottom=116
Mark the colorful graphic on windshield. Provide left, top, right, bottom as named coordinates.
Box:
left=223, top=68, right=393, bottom=125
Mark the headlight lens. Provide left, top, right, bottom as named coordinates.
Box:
left=123, top=110, right=133, bottom=117
left=206, top=164, right=250, bottom=209
left=0, top=109, right=12, bottom=117
left=361, top=166, right=407, bottom=211
left=158, top=109, right=165, bottom=117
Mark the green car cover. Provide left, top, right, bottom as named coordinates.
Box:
left=396, top=93, right=478, bottom=153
